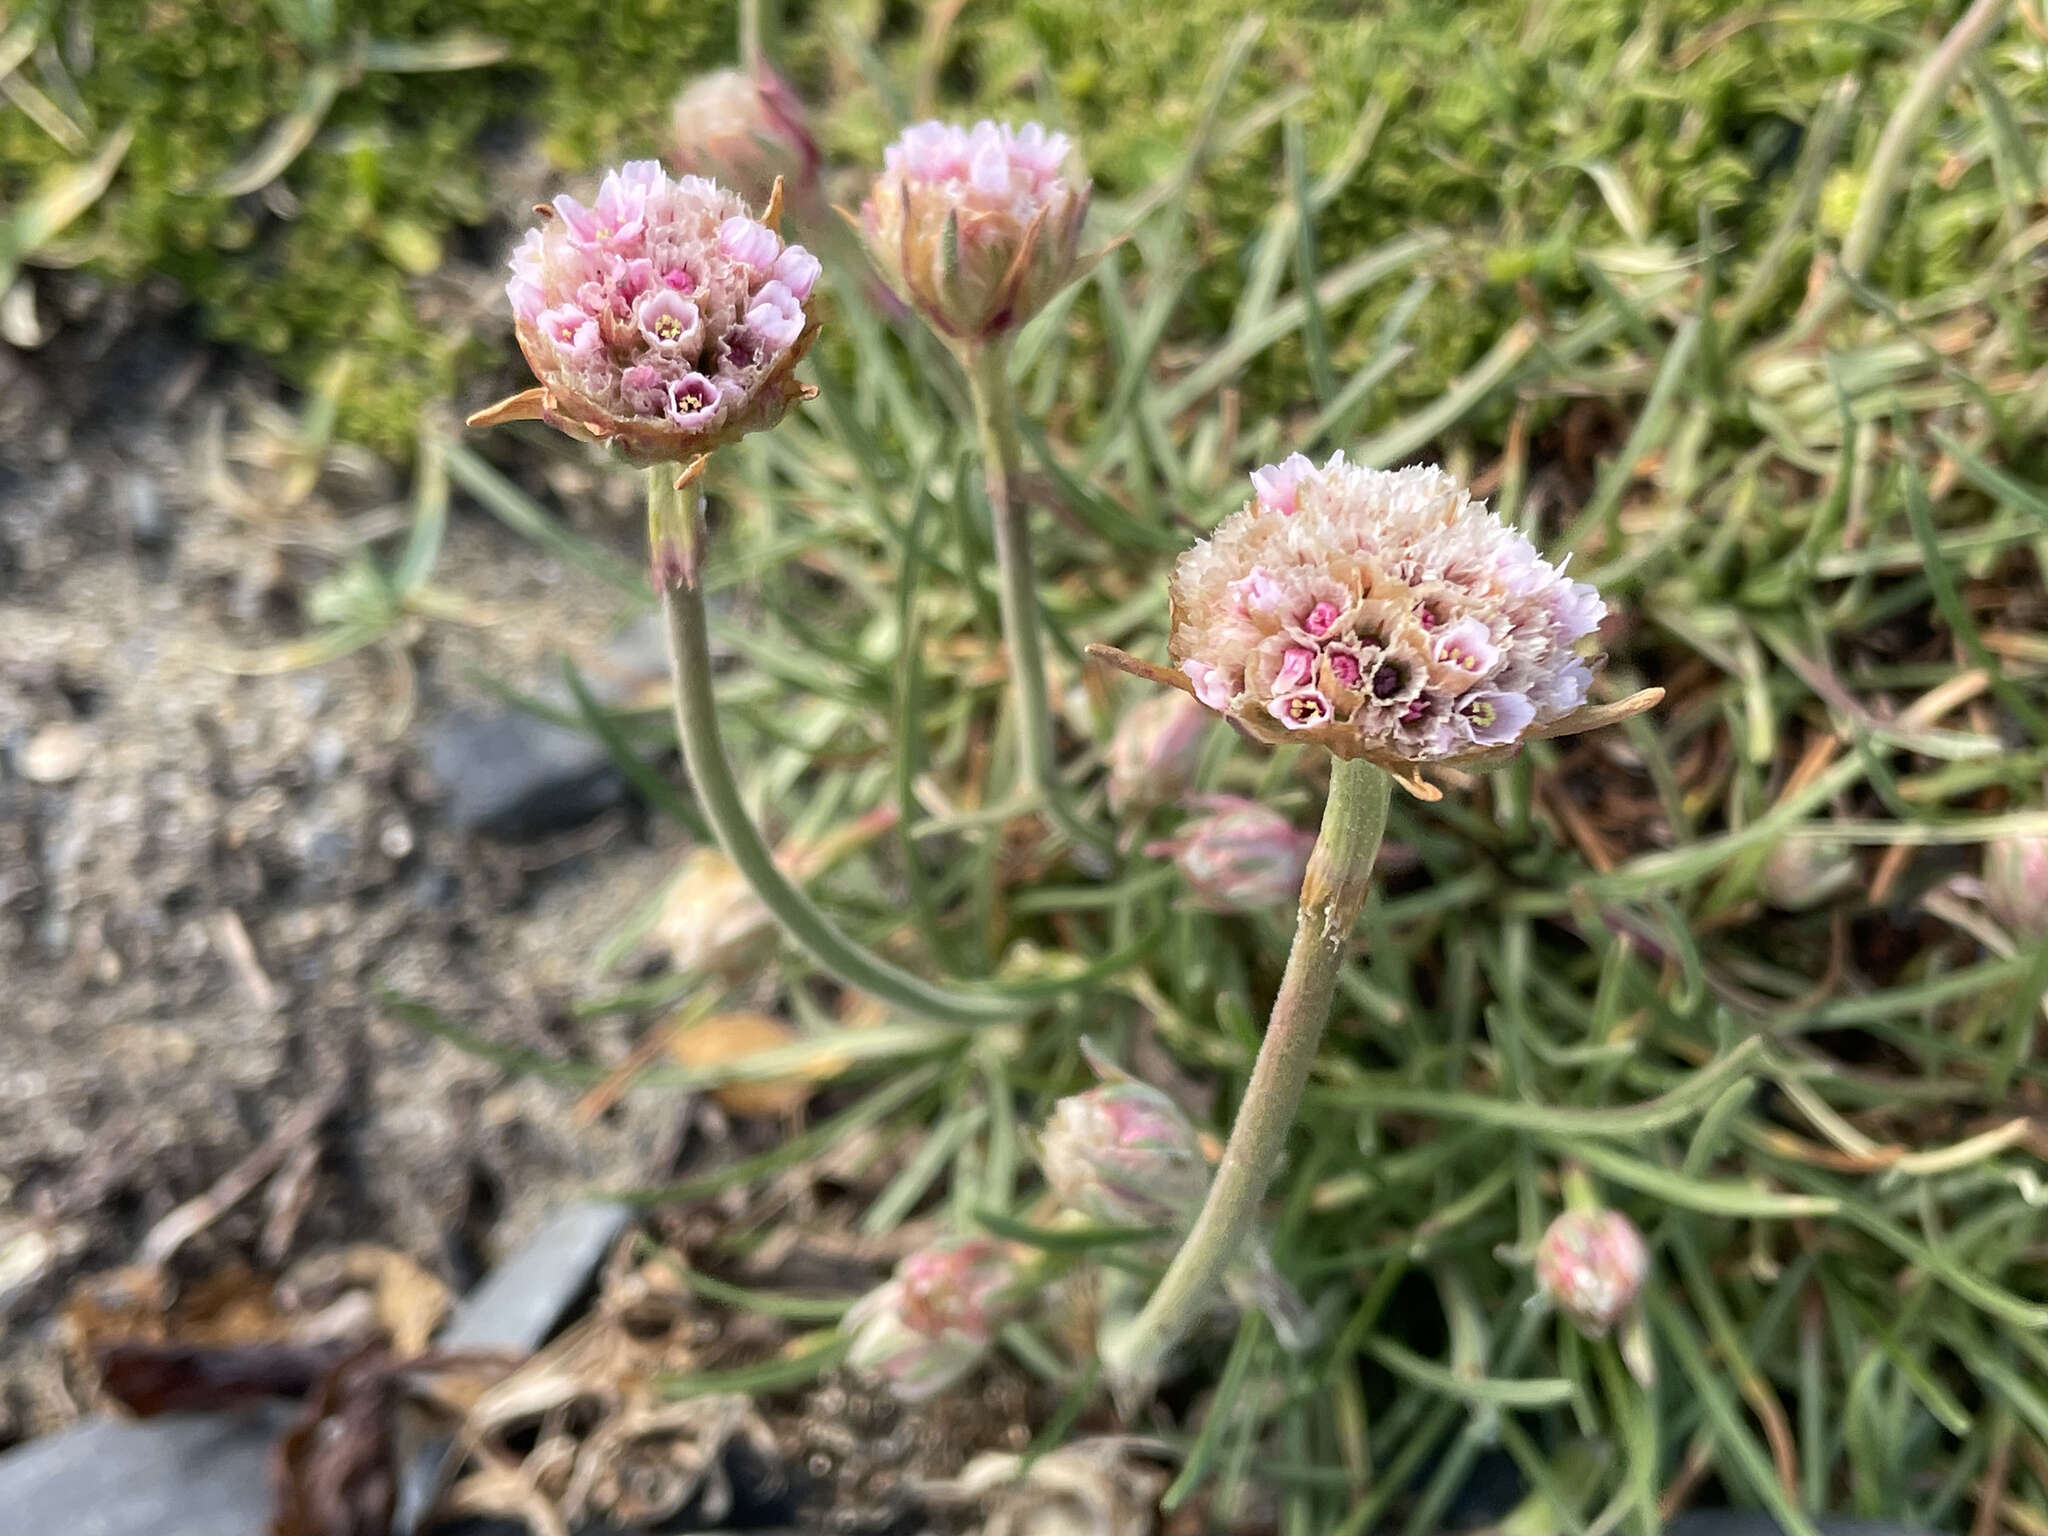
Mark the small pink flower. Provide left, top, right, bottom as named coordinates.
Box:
left=1183, top=659, right=1232, bottom=711
left=666, top=372, right=722, bottom=428
left=635, top=288, right=702, bottom=355
left=1250, top=452, right=1315, bottom=515
left=1457, top=689, right=1534, bottom=747
left=772, top=245, right=821, bottom=301
left=718, top=215, right=780, bottom=269
left=1270, top=689, right=1335, bottom=730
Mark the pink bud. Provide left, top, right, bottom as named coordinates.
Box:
left=860, top=119, right=1091, bottom=344
left=842, top=1238, right=1019, bottom=1402
left=1534, top=1208, right=1649, bottom=1337
left=1040, top=1081, right=1211, bottom=1229
left=1106, top=692, right=1212, bottom=814
left=670, top=65, right=822, bottom=210
left=1145, top=797, right=1314, bottom=913
left=1984, top=832, right=2048, bottom=943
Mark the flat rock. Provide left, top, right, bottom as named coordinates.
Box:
left=0, top=1406, right=292, bottom=1536
left=422, top=707, right=624, bottom=840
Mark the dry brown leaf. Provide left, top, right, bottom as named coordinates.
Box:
left=667, top=1010, right=824, bottom=1118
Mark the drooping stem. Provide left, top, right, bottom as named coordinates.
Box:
left=964, top=342, right=1112, bottom=854
left=1103, top=756, right=1392, bottom=1395
left=650, top=466, right=1020, bottom=1026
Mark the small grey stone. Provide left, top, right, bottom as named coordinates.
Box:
left=123, top=474, right=168, bottom=548
left=421, top=708, right=624, bottom=841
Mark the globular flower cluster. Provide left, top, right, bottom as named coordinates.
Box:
left=1534, top=1208, right=1650, bottom=1337
left=1167, top=455, right=1613, bottom=774
left=861, top=120, right=1090, bottom=343
left=497, top=161, right=821, bottom=462
left=842, top=1238, right=1020, bottom=1402
left=1983, top=829, right=2048, bottom=943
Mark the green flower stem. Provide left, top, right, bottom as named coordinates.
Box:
left=650, top=466, right=1020, bottom=1026
left=1104, top=757, right=1392, bottom=1396
left=964, top=341, right=1113, bottom=855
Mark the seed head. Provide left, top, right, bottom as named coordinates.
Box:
left=1146, top=795, right=1314, bottom=912
left=842, top=1238, right=1020, bottom=1402
left=1534, top=1207, right=1649, bottom=1337
left=480, top=162, right=821, bottom=462
left=860, top=120, right=1090, bottom=344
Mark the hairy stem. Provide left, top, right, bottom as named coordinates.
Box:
left=964, top=342, right=1113, bottom=855
left=1104, top=757, right=1392, bottom=1395
left=650, top=466, right=1019, bottom=1026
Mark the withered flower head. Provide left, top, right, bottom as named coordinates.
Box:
left=860, top=119, right=1090, bottom=344
left=1092, top=453, right=1659, bottom=798
left=472, top=161, right=821, bottom=463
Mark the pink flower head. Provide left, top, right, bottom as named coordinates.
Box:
left=1146, top=796, right=1315, bottom=913
left=1162, top=455, right=1645, bottom=772
left=669, top=64, right=822, bottom=210
left=484, top=162, right=820, bottom=463
left=861, top=119, right=1092, bottom=343
left=842, top=1238, right=1019, bottom=1402
left=1535, top=1208, right=1649, bottom=1337
left=1040, top=1079, right=1212, bottom=1229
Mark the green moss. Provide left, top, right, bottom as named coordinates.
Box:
left=2, top=0, right=740, bottom=452
left=2, top=0, right=2029, bottom=452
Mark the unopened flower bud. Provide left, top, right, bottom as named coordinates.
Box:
left=479, top=162, right=820, bottom=463
left=842, top=1238, right=1019, bottom=1402
left=649, top=846, right=776, bottom=979
left=1106, top=692, right=1213, bottom=815
left=670, top=66, right=822, bottom=212
left=1145, top=796, right=1313, bottom=912
left=860, top=119, right=1091, bottom=344
left=1984, top=832, right=2048, bottom=943
left=1534, top=1208, right=1649, bottom=1337
left=1758, top=837, right=1857, bottom=911
left=1040, top=1081, right=1211, bottom=1230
